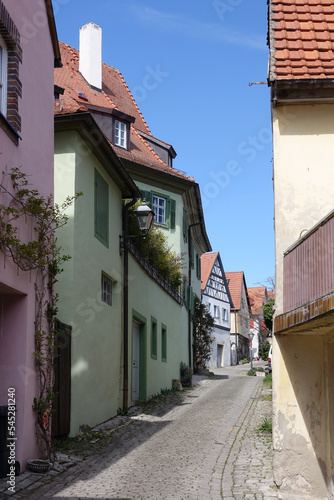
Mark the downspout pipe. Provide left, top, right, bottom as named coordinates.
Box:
left=122, top=198, right=138, bottom=411
left=188, top=222, right=201, bottom=369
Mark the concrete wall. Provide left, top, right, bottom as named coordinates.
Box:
left=0, top=1, right=55, bottom=469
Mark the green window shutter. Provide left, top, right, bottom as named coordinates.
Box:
left=140, top=190, right=152, bottom=205
left=95, top=169, right=109, bottom=247
left=151, top=317, right=157, bottom=360
left=161, top=324, right=167, bottom=362
left=166, top=196, right=171, bottom=226
left=170, top=199, right=176, bottom=229
left=183, top=208, right=188, bottom=242
left=190, top=288, right=195, bottom=316
left=187, top=286, right=194, bottom=315
left=190, top=243, right=195, bottom=269
left=196, top=254, right=201, bottom=280
left=183, top=280, right=189, bottom=309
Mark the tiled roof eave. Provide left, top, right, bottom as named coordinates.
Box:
left=271, top=77, right=334, bottom=104
left=268, top=0, right=334, bottom=84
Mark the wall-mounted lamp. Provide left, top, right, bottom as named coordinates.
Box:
left=120, top=200, right=155, bottom=254
left=134, top=199, right=155, bottom=235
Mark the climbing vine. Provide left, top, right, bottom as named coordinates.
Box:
left=192, top=296, right=215, bottom=371
left=0, top=166, right=81, bottom=461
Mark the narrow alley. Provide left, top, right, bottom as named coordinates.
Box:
left=2, top=364, right=280, bottom=500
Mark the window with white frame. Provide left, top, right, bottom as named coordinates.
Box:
left=222, top=308, right=228, bottom=321
left=115, top=120, right=127, bottom=148
left=214, top=305, right=220, bottom=319
left=206, top=302, right=211, bottom=313
left=0, top=37, right=8, bottom=116
left=101, top=272, right=112, bottom=306
left=153, top=195, right=166, bottom=224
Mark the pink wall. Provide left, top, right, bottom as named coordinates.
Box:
left=0, top=1, right=55, bottom=469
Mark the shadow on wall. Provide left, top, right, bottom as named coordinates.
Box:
left=275, top=331, right=334, bottom=497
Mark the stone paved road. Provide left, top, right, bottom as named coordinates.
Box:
left=1, top=363, right=280, bottom=499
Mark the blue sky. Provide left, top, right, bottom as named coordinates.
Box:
left=54, top=0, right=274, bottom=289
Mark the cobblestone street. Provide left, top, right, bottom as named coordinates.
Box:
left=0, top=363, right=280, bottom=499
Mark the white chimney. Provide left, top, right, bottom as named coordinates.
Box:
left=79, top=23, right=102, bottom=90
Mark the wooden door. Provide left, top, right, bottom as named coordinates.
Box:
left=52, top=321, right=71, bottom=438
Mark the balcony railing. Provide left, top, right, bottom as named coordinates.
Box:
left=283, top=209, right=334, bottom=314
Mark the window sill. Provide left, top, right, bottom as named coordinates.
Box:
left=0, top=113, right=21, bottom=145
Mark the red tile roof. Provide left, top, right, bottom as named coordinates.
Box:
left=248, top=287, right=267, bottom=316
left=269, top=0, right=334, bottom=80
left=225, top=272, right=245, bottom=311
left=55, top=42, right=194, bottom=182
left=200, top=252, right=218, bottom=292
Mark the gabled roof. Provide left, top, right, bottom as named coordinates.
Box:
left=200, top=252, right=233, bottom=306
left=201, top=252, right=218, bottom=292
left=55, top=42, right=193, bottom=182
left=248, top=286, right=267, bottom=316
left=268, top=0, right=334, bottom=82
left=225, top=271, right=250, bottom=312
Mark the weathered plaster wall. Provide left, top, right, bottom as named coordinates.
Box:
left=272, top=104, right=334, bottom=317
left=273, top=334, right=332, bottom=497
left=273, top=102, right=334, bottom=497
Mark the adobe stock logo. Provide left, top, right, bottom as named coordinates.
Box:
left=132, top=65, right=170, bottom=103
left=201, top=127, right=272, bottom=208
left=212, top=0, right=244, bottom=21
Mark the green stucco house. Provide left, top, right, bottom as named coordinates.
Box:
left=54, top=23, right=211, bottom=437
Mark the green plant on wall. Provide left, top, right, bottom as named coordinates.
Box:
left=192, top=296, right=215, bottom=370
left=127, top=199, right=183, bottom=290
left=263, top=297, right=275, bottom=331
left=0, top=166, right=81, bottom=461
left=259, top=341, right=270, bottom=361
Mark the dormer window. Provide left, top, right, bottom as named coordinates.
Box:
left=115, top=120, right=127, bottom=148
left=86, top=105, right=135, bottom=151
